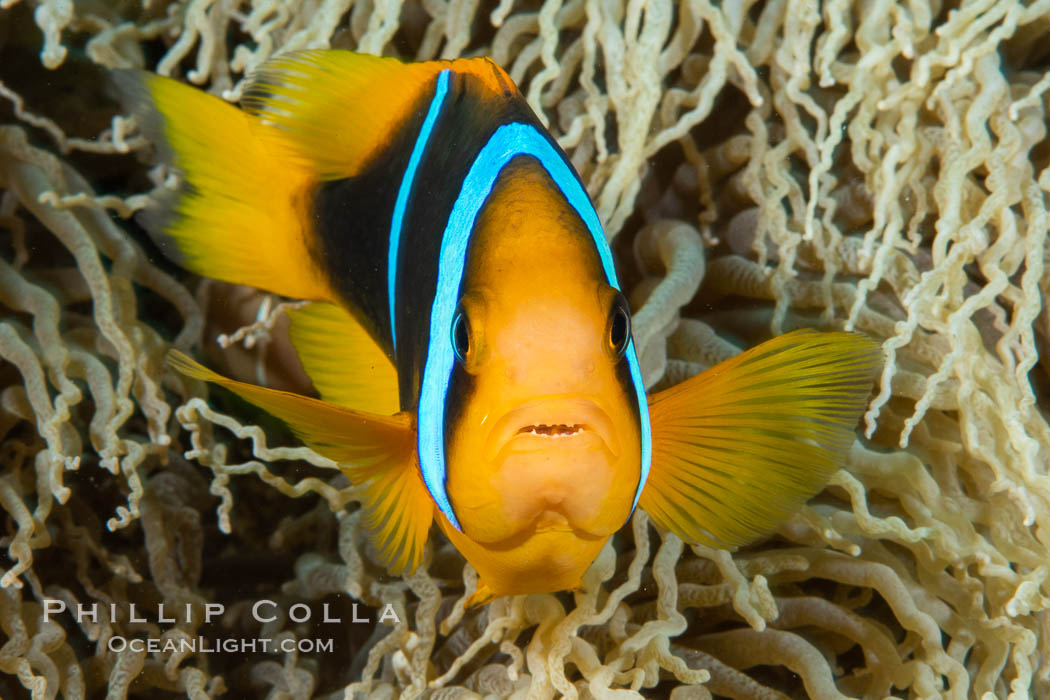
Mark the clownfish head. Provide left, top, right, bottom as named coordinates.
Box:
left=436, top=158, right=646, bottom=597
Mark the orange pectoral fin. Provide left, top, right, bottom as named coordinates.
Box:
left=168, top=350, right=431, bottom=574
left=640, top=329, right=881, bottom=549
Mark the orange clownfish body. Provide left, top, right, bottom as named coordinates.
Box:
left=119, top=50, right=880, bottom=604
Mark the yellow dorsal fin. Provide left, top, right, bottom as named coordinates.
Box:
left=287, top=302, right=399, bottom=415
left=241, top=51, right=518, bottom=179
left=241, top=51, right=443, bottom=179
left=168, top=351, right=431, bottom=574
left=640, top=330, right=881, bottom=549
left=114, top=71, right=332, bottom=301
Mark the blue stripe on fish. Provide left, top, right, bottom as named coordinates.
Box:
left=417, top=120, right=652, bottom=530
left=388, top=69, right=451, bottom=351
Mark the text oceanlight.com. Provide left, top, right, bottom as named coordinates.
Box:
left=108, top=636, right=335, bottom=654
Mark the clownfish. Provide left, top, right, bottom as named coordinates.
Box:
left=117, top=51, right=880, bottom=605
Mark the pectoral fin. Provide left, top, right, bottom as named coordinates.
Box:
left=169, top=351, right=431, bottom=573
left=640, top=330, right=881, bottom=549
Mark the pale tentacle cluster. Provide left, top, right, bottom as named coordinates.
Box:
left=1, top=1, right=1048, bottom=698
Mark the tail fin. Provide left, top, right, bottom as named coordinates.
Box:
left=640, top=330, right=881, bottom=549
left=113, top=70, right=332, bottom=301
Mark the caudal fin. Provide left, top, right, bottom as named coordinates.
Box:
left=640, top=329, right=881, bottom=549
left=114, top=70, right=332, bottom=301
left=168, top=351, right=431, bottom=573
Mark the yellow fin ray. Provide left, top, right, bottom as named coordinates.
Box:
left=168, top=351, right=430, bottom=573
left=287, top=302, right=399, bottom=415
left=114, top=71, right=331, bottom=301
left=241, top=51, right=442, bottom=179
left=640, top=330, right=881, bottom=549
left=240, top=51, right=519, bottom=179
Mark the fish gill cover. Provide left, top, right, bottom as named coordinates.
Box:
left=0, top=0, right=1048, bottom=698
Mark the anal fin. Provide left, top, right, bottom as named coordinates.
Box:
left=640, top=329, right=881, bottom=549
left=169, top=351, right=430, bottom=573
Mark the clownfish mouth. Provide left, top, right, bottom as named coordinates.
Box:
left=515, top=423, right=584, bottom=437
left=486, top=397, right=619, bottom=461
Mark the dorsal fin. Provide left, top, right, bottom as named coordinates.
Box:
left=286, top=302, right=399, bottom=415
left=241, top=51, right=515, bottom=180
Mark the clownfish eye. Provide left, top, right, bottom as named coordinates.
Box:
left=608, top=294, right=631, bottom=357
left=451, top=304, right=470, bottom=362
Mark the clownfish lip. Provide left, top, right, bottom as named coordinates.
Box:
left=485, top=396, right=619, bottom=462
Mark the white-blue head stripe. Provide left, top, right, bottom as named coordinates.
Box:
left=388, top=69, right=451, bottom=351
left=418, top=121, right=653, bottom=530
